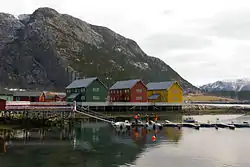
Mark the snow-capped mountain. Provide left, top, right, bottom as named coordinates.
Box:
left=200, top=78, right=250, bottom=92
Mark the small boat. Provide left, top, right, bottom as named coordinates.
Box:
left=163, top=120, right=179, bottom=128
left=145, top=121, right=163, bottom=130
left=181, top=122, right=200, bottom=130
left=183, top=117, right=197, bottom=123
left=213, top=122, right=235, bottom=130
left=131, top=120, right=145, bottom=127
left=229, top=121, right=250, bottom=128
left=112, top=120, right=131, bottom=131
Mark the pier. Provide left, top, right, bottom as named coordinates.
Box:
left=0, top=100, right=250, bottom=129
left=2, top=101, right=250, bottom=112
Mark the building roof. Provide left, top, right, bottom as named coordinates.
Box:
left=148, top=94, right=160, bottom=100
left=13, top=91, right=42, bottom=97
left=0, top=92, right=13, bottom=96
left=109, top=79, right=141, bottom=90
left=43, top=91, right=66, bottom=99
left=0, top=89, right=13, bottom=95
left=66, top=93, right=80, bottom=99
left=66, top=77, right=98, bottom=89
left=146, top=81, right=175, bottom=91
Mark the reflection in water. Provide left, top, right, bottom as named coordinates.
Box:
left=0, top=115, right=249, bottom=167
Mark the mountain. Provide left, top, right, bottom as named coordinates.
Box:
left=200, top=78, right=250, bottom=92
left=200, top=78, right=250, bottom=100
left=0, top=7, right=197, bottom=92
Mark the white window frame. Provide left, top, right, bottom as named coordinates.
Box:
left=93, top=96, right=100, bottom=100
left=93, top=88, right=100, bottom=92
left=136, top=96, right=142, bottom=100
left=136, top=89, right=142, bottom=93
left=81, top=88, right=85, bottom=92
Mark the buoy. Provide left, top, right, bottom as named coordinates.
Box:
left=152, top=135, right=156, bottom=141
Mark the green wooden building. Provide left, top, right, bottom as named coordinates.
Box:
left=0, top=91, right=13, bottom=101
left=66, top=77, right=108, bottom=102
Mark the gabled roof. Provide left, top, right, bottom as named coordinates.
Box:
left=110, top=79, right=141, bottom=90
left=13, top=91, right=42, bottom=97
left=43, top=91, right=66, bottom=98
left=146, top=81, right=176, bottom=91
left=66, top=77, right=98, bottom=89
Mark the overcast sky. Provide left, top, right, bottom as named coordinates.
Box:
left=1, top=0, right=250, bottom=86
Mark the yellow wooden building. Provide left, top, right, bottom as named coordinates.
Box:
left=146, top=81, right=183, bottom=103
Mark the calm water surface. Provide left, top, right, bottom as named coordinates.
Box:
left=0, top=114, right=250, bottom=167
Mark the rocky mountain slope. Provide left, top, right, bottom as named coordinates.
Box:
left=200, top=78, right=250, bottom=100
left=0, top=7, right=197, bottom=91
left=200, top=78, right=250, bottom=92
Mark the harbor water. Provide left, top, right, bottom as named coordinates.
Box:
left=0, top=114, right=250, bottom=167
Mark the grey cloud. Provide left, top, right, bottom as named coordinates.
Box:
left=162, top=10, right=173, bottom=15
left=197, top=10, right=250, bottom=40
left=142, top=33, right=212, bottom=55
left=168, top=57, right=217, bottom=67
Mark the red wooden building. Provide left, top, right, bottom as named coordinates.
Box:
left=109, top=79, right=147, bottom=102
left=39, top=91, right=66, bottom=102
left=0, top=99, right=6, bottom=110
left=13, top=91, right=41, bottom=102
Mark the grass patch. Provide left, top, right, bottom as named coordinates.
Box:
left=184, top=93, right=235, bottom=101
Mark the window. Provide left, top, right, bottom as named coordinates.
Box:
left=81, top=96, right=85, bottom=100
left=66, top=89, right=70, bottom=93
left=173, top=90, right=179, bottom=94
left=93, top=88, right=99, bottom=92
left=81, top=88, right=85, bottom=92
left=93, top=96, right=100, bottom=100
left=136, top=96, right=142, bottom=100
left=172, top=97, right=178, bottom=101
left=136, top=89, right=142, bottom=93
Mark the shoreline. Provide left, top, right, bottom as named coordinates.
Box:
left=0, top=109, right=247, bottom=128
left=74, top=108, right=248, bottom=119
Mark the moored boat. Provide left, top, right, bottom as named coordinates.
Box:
left=183, top=117, right=198, bottom=123
left=229, top=121, right=250, bottom=128
left=163, top=120, right=179, bottom=127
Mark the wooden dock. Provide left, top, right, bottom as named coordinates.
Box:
left=163, top=120, right=250, bottom=130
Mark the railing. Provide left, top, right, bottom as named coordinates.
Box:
left=5, top=106, right=73, bottom=110
left=6, top=101, right=71, bottom=106
left=6, top=101, right=31, bottom=105
left=6, top=101, right=185, bottom=106
left=76, top=102, right=185, bottom=106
